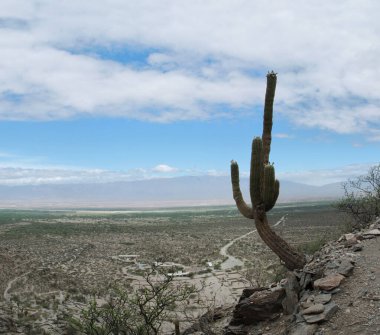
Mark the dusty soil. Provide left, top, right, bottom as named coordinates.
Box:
left=321, top=237, right=380, bottom=335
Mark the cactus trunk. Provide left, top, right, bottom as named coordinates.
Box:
left=255, top=211, right=306, bottom=270
left=230, top=71, right=306, bottom=270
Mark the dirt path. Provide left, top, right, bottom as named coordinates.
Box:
left=3, top=271, right=31, bottom=301
left=323, top=237, right=380, bottom=335
left=219, top=215, right=287, bottom=270
left=273, top=214, right=287, bottom=227
left=220, top=230, right=256, bottom=270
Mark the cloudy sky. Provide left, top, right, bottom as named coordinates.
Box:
left=0, top=0, right=379, bottom=186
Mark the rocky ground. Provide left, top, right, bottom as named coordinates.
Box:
left=216, top=218, right=380, bottom=335
left=322, top=231, right=380, bottom=335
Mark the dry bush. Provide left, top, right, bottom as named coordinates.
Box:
left=336, top=164, right=380, bottom=229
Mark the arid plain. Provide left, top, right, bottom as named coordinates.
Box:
left=0, top=202, right=350, bottom=334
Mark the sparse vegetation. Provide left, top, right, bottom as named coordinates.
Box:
left=0, top=203, right=349, bottom=333
left=71, top=267, right=196, bottom=335
left=336, top=164, right=380, bottom=229
left=298, top=234, right=329, bottom=255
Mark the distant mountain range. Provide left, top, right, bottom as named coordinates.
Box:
left=0, top=176, right=344, bottom=208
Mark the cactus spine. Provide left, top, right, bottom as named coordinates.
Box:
left=230, top=72, right=306, bottom=270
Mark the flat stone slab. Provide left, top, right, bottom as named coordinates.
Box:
left=301, top=301, right=313, bottom=309
left=301, top=303, right=325, bottom=315
left=314, top=273, right=345, bottom=291
left=303, top=302, right=338, bottom=324
left=364, top=229, right=380, bottom=236
left=313, top=293, right=332, bottom=304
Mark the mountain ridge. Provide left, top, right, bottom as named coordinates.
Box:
left=0, top=176, right=344, bottom=208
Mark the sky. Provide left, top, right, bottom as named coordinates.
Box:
left=0, top=0, right=379, bottom=187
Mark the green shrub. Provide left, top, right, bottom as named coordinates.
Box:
left=298, top=235, right=328, bottom=255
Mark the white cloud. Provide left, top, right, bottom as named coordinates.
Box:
left=273, top=133, right=294, bottom=139
left=0, top=149, right=182, bottom=184
left=0, top=165, right=168, bottom=185
left=0, top=167, right=106, bottom=185
left=206, top=169, right=228, bottom=177
left=0, top=1, right=379, bottom=137
left=0, top=166, right=139, bottom=186
left=0, top=161, right=376, bottom=186
left=278, top=163, right=376, bottom=186
left=152, top=164, right=178, bottom=173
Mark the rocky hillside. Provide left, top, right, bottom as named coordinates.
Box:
left=187, top=218, right=380, bottom=335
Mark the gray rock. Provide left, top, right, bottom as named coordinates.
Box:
left=229, top=288, right=285, bottom=326
left=352, top=245, right=363, bottom=252
left=288, top=322, right=318, bottom=335
left=344, top=237, right=358, bottom=248
left=324, top=287, right=341, bottom=295
left=364, top=229, right=380, bottom=236
left=301, top=303, right=325, bottom=315
left=301, top=301, right=313, bottom=309
left=326, top=261, right=339, bottom=269
left=313, top=293, right=331, bottom=305
left=303, top=302, right=338, bottom=324
left=300, top=290, right=312, bottom=302
left=337, top=259, right=354, bottom=277
left=239, top=287, right=266, bottom=302
left=362, top=234, right=376, bottom=240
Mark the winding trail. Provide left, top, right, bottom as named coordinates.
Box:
left=219, top=215, right=287, bottom=270
left=273, top=214, right=287, bottom=227
left=220, top=230, right=256, bottom=270
left=4, top=271, right=31, bottom=302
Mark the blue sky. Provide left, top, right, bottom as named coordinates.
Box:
left=0, top=1, right=379, bottom=186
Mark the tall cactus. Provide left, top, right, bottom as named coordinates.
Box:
left=230, top=71, right=306, bottom=270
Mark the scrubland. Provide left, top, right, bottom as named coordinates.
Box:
left=0, top=202, right=350, bottom=333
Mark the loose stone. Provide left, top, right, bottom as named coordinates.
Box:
left=314, top=274, right=345, bottom=291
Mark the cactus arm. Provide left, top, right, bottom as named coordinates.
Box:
left=250, top=137, right=264, bottom=207
left=273, top=179, right=280, bottom=203
left=266, top=179, right=279, bottom=212
left=231, top=161, right=254, bottom=219
left=262, top=71, right=277, bottom=165
left=263, top=164, right=275, bottom=208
